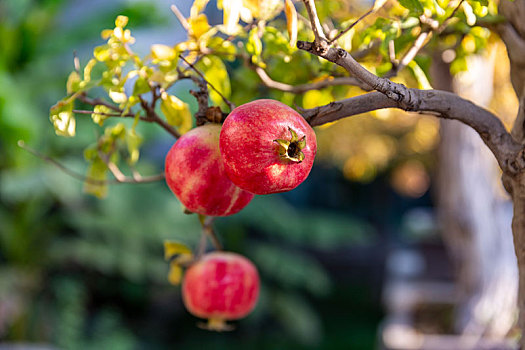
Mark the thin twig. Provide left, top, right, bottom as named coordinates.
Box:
left=73, top=107, right=181, bottom=139
left=437, top=0, right=465, bottom=33
left=329, top=7, right=374, bottom=44
left=197, top=230, right=208, bottom=258
left=17, top=140, right=164, bottom=185
left=302, top=0, right=328, bottom=47
left=254, top=65, right=366, bottom=92
left=73, top=51, right=80, bottom=73
left=388, top=40, right=397, bottom=65
left=179, top=55, right=235, bottom=111
left=202, top=217, right=222, bottom=250
left=77, top=94, right=120, bottom=112
left=171, top=4, right=190, bottom=32
left=384, top=30, right=431, bottom=78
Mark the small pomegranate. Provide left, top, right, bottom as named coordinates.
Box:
left=219, top=99, right=317, bottom=194
left=182, top=252, right=260, bottom=330
left=165, top=124, right=254, bottom=216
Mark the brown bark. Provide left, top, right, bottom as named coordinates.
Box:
left=511, top=178, right=525, bottom=344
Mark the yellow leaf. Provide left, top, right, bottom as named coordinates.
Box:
left=164, top=241, right=193, bottom=261
left=66, top=71, right=81, bottom=94
left=94, top=44, right=110, bottom=61
left=198, top=56, right=231, bottom=107
left=91, top=105, right=113, bottom=126
left=302, top=89, right=333, bottom=109
left=189, top=13, right=211, bottom=39
left=221, top=0, right=242, bottom=35
left=191, top=0, right=210, bottom=18
left=115, top=15, right=129, bottom=28
left=109, top=89, right=128, bottom=104
left=168, top=263, right=183, bottom=285
left=373, top=0, right=388, bottom=11
left=462, top=1, right=476, bottom=26
left=101, top=29, right=113, bottom=40
left=151, top=44, right=176, bottom=61
left=244, top=0, right=282, bottom=20
left=51, top=111, right=76, bottom=137
left=50, top=99, right=76, bottom=137
left=83, top=58, right=97, bottom=82
left=242, top=0, right=260, bottom=17
left=160, top=93, right=193, bottom=134
left=284, top=0, right=297, bottom=48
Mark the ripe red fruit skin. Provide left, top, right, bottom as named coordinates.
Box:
left=219, top=99, right=317, bottom=195
left=182, top=252, right=260, bottom=323
left=165, top=124, right=254, bottom=216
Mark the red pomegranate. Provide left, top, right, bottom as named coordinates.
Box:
left=219, top=99, right=317, bottom=194
left=182, top=252, right=260, bottom=330
left=165, top=124, right=254, bottom=216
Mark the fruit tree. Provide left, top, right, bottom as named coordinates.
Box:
left=44, top=0, right=525, bottom=345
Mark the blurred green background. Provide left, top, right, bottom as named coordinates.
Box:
left=0, top=0, right=443, bottom=349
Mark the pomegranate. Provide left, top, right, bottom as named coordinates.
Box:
left=182, top=252, right=260, bottom=330
left=219, top=99, right=317, bottom=194
left=165, top=124, right=254, bottom=216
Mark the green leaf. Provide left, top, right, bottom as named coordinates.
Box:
left=246, top=27, right=263, bottom=57
left=470, top=0, right=488, bottom=6
left=160, top=93, right=192, bottom=134
left=408, top=61, right=432, bottom=89
left=132, top=76, right=150, bottom=96
left=251, top=243, right=331, bottom=296
left=126, top=126, right=142, bottom=165
left=197, top=55, right=231, bottom=107
left=206, top=37, right=237, bottom=61
left=271, top=291, right=322, bottom=345
left=262, top=26, right=294, bottom=56
left=398, top=0, right=424, bottom=15
left=83, top=157, right=108, bottom=199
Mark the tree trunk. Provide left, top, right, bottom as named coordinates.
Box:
left=433, top=52, right=518, bottom=337
left=511, top=180, right=525, bottom=345
left=498, top=0, right=525, bottom=346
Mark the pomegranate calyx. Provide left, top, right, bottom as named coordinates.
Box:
left=197, top=318, right=234, bottom=332
left=273, top=127, right=306, bottom=163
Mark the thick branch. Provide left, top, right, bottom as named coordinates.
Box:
left=302, top=92, right=397, bottom=125
left=297, top=42, right=522, bottom=173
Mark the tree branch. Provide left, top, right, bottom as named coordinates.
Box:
left=17, top=140, right=164, bottom=185
left=201, top=216, right=222, bottom=251
left=301, top=0, right=328, bottom=50
left=77, top=94, right=180, bottom=138
left=180, top=55, right=235, bottom=111
left=253, top=66, right=365, bottom=92
left=329, top=7, right=375, bottom=44
left=298, top=41, right=522, bottom=173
